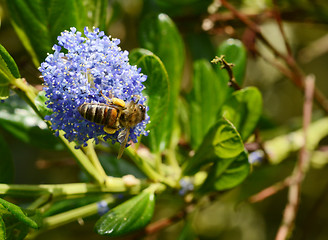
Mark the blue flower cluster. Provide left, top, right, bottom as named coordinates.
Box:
left=39, top=27, right=149, bottom=147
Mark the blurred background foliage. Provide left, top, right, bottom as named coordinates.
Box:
left=1, top=0, right=328, bottom=239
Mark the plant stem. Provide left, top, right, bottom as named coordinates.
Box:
left=126, top=148, right=177, bottom=188
left=10, top=78, right=105, bottom=185
left=82, top=140, right=108, bottom=180
left=58, top=133, right=105, bottom=185
left=0, top=181, right=141, bottom=198
left=42, top=196, right=115, bottom=230
left=166, top=129, right=182, bottom=178
left=275, top=75, right=315, bottom=240
left=28, top=194, right=51, bottom=210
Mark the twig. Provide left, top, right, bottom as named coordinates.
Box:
left=212, top=56, right=270, bottom=161
left=275, top=75, right=315, bottom=240
left=211, top=55, right=241, bottom=90
left=272, top=0, right=293, bottom=58
left=145, top=210, right=186, bottom=234
left=219, top=0, right=286, bottom=61
left=249, top=177, right=294, bottom=203
left=219, top=0, right=328, bottom=114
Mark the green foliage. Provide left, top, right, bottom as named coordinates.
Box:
left=35, top=90, right=52, bottom=118
left=187, top=59, right=230, bottom=149
left=6, top=0, right=108, bottom=66
left=0, top=198, right=39, bottom=229
left=178, top=220, right=197, bottom=240
left=220, top=87, right=262, bottom=141
left=200, top=151, right=250, bottom=192
left=183, top=118, right=245, bottom=176
left=95, top=191, right=155, bottom=236
left=0, top=0, right=280, bottom=239
left=139, top=13, right=185, bottom=151
left=0, top=217, right=5, bottom=240
left=0, top=44, right=20, bottom=79
left=0, top=199, right=42, bottom=239
left=0, top=96, right=62, bottom=150
left=0, top=44, right=21, bottom=99
left=129, top=48, right=170, bottom=152
left=129, top=49, right=169, bottom=130
left=216, top=38, right=247, bottom=86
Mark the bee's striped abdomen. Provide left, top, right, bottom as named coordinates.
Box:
left=78, top=103, right=118, bottom=127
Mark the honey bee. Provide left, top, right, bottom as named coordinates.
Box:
left=78, top=92, right=146, bottom=158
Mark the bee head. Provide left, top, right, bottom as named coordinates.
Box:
left=138, top=104, right=146, bottom=121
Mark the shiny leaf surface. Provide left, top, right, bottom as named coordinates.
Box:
left=200, top=151, right=250, bottom=192
left=95, top=191, right=155, bottom=236
left=187, top=59, right=230, bottom=149
left=220, top=87, right=262, bottom=141
left=139, top=13, right=184, bottom=151
left=183, top=118, right=244, bottom=175
left=129, top=48, right=169, bottom=131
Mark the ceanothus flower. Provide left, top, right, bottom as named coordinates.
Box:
left=39, top=27, right=149, bottom=147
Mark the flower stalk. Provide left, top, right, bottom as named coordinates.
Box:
left=0, top=181, right=141, bottom=197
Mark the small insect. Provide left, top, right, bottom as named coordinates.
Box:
left=78, top=92, right=146, bottom=158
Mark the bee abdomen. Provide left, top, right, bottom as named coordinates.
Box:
left=78, top=103, right=118, bottom=126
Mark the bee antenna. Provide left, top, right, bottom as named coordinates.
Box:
left=131, top=95, right=140, bottom=103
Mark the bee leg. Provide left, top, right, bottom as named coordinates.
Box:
left=100, top=91, right=113, bottom=104
left=111, top=98, right=126, bottom=108
left=100, top=91, right=126, bottom=108
left=103, top=126, right=118, bottom=134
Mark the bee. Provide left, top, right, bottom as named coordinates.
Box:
left=78, top=92, right=146, bottom=158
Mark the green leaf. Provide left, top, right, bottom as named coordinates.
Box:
left=83, top=0, right=109, bottom=30
left=7, top=0, right=52, bottom=66
left=0, top=69, right=10, bottom=85
left=220, top=87, right=262, bottom=141
left=0, top=206, right=41, bottom=239
left=200, top=151, right=250, bottom=192
left=187, top=59, right=229, bottom=149
left=178, top=220, right=197, bottom=240
left=0, top=86, right=10, bottom=100
left=0, top=44, right=19, bottom=98
left=0, top=217, right=5, bottom=240
left=129, top=48, right=169, bottom=131
left=139, top=13, right=184, bottom=150
left=35, top=90, right=52, bottom=118
left=45, top=0, right=88, bottom=41
left=129, top=49, right=169, bottom=152
left=0, top=96, right=63, bottom=150
left=216, top=39, right=247, bottom=86
left=0, top=198, right=38, bottom=229
left=0, top=135, right=14, bottom=183
left=186, top=33, right=215, bottom=61
left=183, top=118, right=244, bottom=175
left=0, top=44, right=20, bottom=79
left=6, top=0, right=91, bottom=66
left=95, top=191, right=155, bottom=236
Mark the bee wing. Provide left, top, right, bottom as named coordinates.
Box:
left=117, top=128, right=130, bottom=159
